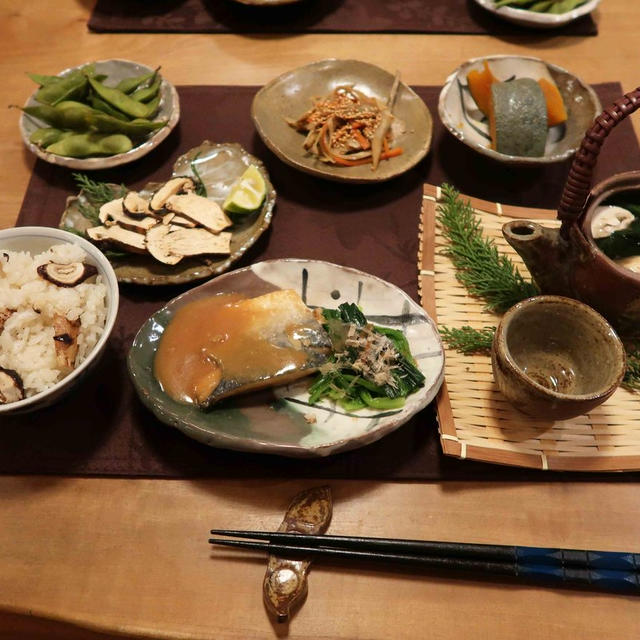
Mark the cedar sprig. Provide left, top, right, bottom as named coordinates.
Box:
left=73, top=173, right=126, bottom=224
left=623, top=348, right=640, bottom=391
left=439, top=326, right=496, bottom=355
left=436, top=183, right=539, bottom=313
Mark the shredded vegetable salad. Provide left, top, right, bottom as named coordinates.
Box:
left=308, top=303, right=425, bottom=412
left=287, top=85, right=403, bottom=170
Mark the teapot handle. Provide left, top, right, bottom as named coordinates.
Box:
left=558, top=86, right=640, bottom=226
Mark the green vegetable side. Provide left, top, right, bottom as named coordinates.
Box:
left=308, top=303, right=425, bottom=412
left=19, top=63, right=167, bottom=158
left=437, top=183, right=640, bottom=390
left=494, top=0, right=587, bottom=13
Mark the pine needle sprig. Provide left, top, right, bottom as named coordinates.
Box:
left=436, top=183, right=539, bottom=313
left=440, top=326, right=496, bottom=354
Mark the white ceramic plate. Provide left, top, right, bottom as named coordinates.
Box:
left=128, top=260, right=445, bottom=457
left=438, top=55, right=601, bottom=166
left=473, top=0, right=600, bottom=29
left=19, top=58, right=180, bottom=170
left=0, top=227, right=119, bottom=415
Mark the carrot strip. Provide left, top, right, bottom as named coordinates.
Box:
left=353, top=129, right=371, bottom=150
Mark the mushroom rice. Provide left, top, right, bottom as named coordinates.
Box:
left=0, top=243, right=107, bottom=402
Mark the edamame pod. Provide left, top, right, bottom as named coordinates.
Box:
left=28, top=73, right=63, bottom=87
left=35, top=71, right=87, bottom=107
left=22, top=103, right=89, bottom=130
left=87, top=77, right=160, bottom=119
left=131, top=76, right=162, bottom=103
left=115, top=67, right=160, bottom=94
left=29, top=127, right=74, bottom=148
left=46, top=133, right=133, bottom=158
left=89, top=94, right=130, bottom=121
left=85, top=112, right=167, bottom=138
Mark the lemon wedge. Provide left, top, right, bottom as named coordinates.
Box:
left=223, top=165, right=266, bottom=215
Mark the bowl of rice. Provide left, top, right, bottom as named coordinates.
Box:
left=0, top=226, right=118, bottom=414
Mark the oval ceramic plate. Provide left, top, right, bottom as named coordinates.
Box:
left=128, top=260, right=445, bottom=457
left=438, top=55, right=601, bottom=166
left=252, top=59, right=433, bottom=183
left=20, top=58, right=180, bottom=170
left=473, top=0, right=600, bottom=29
left=59, top=141, right=276, bottom=285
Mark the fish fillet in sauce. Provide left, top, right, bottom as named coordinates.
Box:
left=154, top=289, right=331, bottom=408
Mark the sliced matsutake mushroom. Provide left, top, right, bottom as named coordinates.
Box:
left=87, top=225, right=147, bottom=254
left=149, top=177, right=196, bottom=212
left=0, top=367, right=24, bottom=404
left=122, top=191, right=152, bottom=219
left=165, top=193, right=232, bottom=233
left=160, top=212, right=197, bottom=228
left=168, top=214, right=197, bottom=228
left=99, top=197, right=157, bottom=233
left=37, top=262, right=98, bottom=287
left=53, top=314, right=81, bottom=372
left=146, top=225, right=232, bottom=265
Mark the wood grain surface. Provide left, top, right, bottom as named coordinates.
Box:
left=1, top=1, right=640, bottom=638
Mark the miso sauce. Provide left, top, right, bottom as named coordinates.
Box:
left=154, top=292, right=311, bottom=405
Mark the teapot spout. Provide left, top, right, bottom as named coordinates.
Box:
left=502, top=220, right=572, bottom=297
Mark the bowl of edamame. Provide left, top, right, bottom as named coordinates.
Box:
left=473, top=0, right=600, bottom=29
left=18, top=59, right=180, bottom=170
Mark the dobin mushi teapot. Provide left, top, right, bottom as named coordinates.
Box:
left=501, top=87, right=640, bottom=337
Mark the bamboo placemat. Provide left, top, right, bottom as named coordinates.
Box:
left=419, top=184, right=640, bottom=472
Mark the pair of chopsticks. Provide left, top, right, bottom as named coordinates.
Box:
left=209, top=530, right=640, bottom=595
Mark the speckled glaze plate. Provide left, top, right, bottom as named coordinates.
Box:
left=473, top=0, right=600, bottom=29
left=59, top=141, right=276, bottom=285
left=128, top=260, right=445, bottom=457
left=20, top=59, right=180, bottom=170
left=252, top=59, right=433, bottom=183
left=438, top=55, right=601, bottom=166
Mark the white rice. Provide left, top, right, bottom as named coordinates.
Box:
left=0, top=243, right=107, bottom=398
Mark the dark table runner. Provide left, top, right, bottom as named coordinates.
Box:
left=89, top=0, right=597, bottom=36
left=6, top=82, right=639, bottom=480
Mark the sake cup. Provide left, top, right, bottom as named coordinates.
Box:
left=491, top=296, right=626, bottom=420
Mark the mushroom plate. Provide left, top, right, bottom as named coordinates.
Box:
left=59, top=141, right=276, bottom=285
left=128, top=259, right=445, bottom=457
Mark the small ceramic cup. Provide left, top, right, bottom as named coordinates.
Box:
left=491, top=296, right=626, bottom=421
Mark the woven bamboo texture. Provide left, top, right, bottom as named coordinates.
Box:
left=419, top=183, right=640, bottom=472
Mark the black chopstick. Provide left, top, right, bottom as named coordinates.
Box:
left=208, top=535, right=640, bottom=595
left=210, top=529, right=640, bottom=571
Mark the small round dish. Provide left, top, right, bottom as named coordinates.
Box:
left=252, top=59, right=433, bottom=183
left=438, top=55, right=601, bottom=166
left=19, top=58, right=180, bottom=170
left=59, top=141, right=276, bottom=286
left=128, top=259, right=445, bottom=457
left=491, top=295, right=625, bottom=421
left=0, top=226, right=119, bottom=415
left=473, top=0, right=600, bottom=30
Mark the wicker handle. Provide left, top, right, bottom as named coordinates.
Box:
left=558, top=87, right=640, bottom=225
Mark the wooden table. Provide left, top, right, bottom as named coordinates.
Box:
left=1, top=2, right=639, bottom=638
